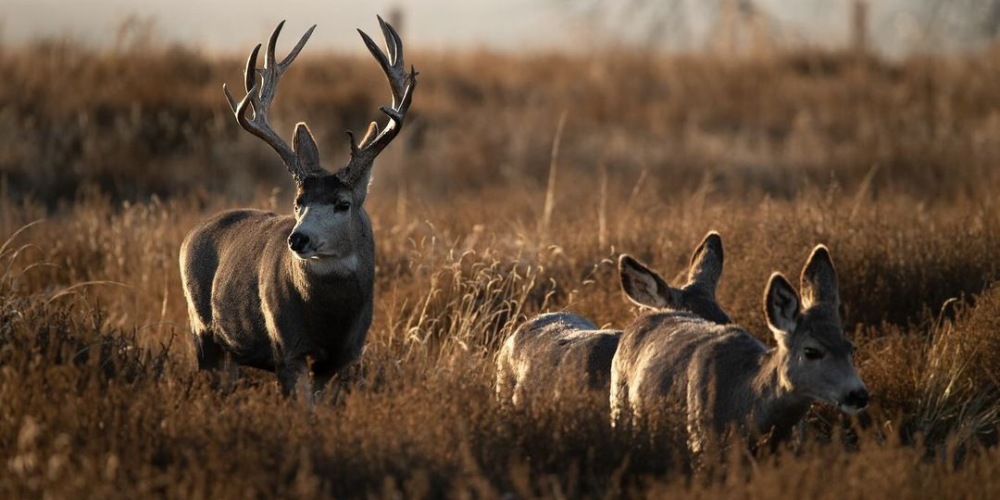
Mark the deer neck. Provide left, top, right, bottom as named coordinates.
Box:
left=287, top=252, right=362, bottom=301
left=750, top=349, right=812, bottom=436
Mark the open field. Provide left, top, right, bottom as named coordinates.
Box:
left=3, top=40, right=1000, bottom=498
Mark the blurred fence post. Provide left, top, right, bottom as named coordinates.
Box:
left=713, top=0, right=774, bottom=57
left=389, top=7, right=405, bottom=37
left=851, top=1, right=869, bottom=57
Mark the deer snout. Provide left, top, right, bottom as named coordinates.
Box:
left=288, top=232, right=311, bottom=253
left=842, top=388, right=870, bottom=412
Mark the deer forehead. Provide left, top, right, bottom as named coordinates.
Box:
left=297, top=175, right=353, bottom=204
left=796, top=319, right=853, bottom=355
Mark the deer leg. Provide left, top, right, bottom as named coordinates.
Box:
left=609, top=376, right=632, bottom=435
left=277, top=357, right=313, bottom=406
left=309, top=358, right=341, bottom=404
left=686, top=376, right=714, bottom=477
left=312, top=351, right=366, bottom=405
left=219, top=351, right=239, bottom=393
left=195, top=331, right=225, bottom=371
left=686, top=415, right=708, bottom=476
left=195, top=332, right=241, bottom=392
left=494, top=362, right=514, bottom=407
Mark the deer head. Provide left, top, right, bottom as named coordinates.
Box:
left=224, top=17, right=416, bottom=261
left=764, top=245, right=869, bottom=413
left=618, top=231, right=732, bottom=325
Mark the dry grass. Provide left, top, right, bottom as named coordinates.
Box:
left=2, top=39, right=1000, bottom=498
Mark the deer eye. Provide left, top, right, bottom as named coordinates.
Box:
left=334, top=201, right=351, bottom=213
left=804, top=347, right=824, bottom=361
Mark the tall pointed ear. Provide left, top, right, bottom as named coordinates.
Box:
left=686, top=231, right=724, bottom=294
left=619, top=255, right=681, bottom=309
left=800, top=245, right=839, bottom=309
left=293, top=122, right=323, bottom=176
left=764, top=272, right=800, bottom=342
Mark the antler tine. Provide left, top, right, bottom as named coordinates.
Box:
left=264, top=21, right=283, bottom=71
left=358, top=30, right=393, bottom=83
left=234, top=82, right=257, bottom=128
left=245, top=43, right=261, bottom=94
left=336, top=17, right=418, bottom=186
left=372, top=16, right=408, bottom=104
left=377, top=68, right=415, bottom=126
left=223, top=43, right=261, bottom=113
left=377, top=15, right=398, bottom=66
left=223, top=21, right=316, bottom=180
left=223, top=83, right=238, bottom=113
left=279, top=25, right=316, bottom=71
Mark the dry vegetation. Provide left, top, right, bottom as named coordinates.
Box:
left=3, top=37, right=1000, bottom=498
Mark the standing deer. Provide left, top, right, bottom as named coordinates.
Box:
left=495, top=232, right=731, bottom=408
left=610, top=245, right=868, bottom=456
left=179, top=17, right=416, bottom=397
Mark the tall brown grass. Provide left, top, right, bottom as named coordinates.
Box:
left=2, top=39, right=1000, bottom=498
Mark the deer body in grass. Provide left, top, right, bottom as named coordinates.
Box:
left=610, top=245, right=869, bottom=454
left=179, top=18, right=416, bottom=397
left=495, top=233, right=732, bottom=409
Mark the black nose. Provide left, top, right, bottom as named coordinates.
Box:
left=288, top=232, right=310, bottom=253
left=844, top=389, right=870, bottom=409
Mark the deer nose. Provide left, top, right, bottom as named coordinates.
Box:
left=844, top=388, right=870, bottom=409
left=288, top=232, right=310, bottom=253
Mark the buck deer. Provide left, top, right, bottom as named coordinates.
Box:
left=610, top=244, right=868, bottom=456
left=495, top=232, right=731, bottom=409
left=179, top=17, right=416, bottom=398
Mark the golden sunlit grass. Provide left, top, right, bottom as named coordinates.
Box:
left=2, top=39, right=1000, bottom=498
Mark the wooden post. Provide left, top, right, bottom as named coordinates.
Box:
left=388, top=6, right=405, bottom=38
left=851, top=1, right=869, bottom=57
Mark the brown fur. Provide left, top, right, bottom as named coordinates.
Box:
left=180, top=203, right=375, bottom=395
left=495, top=232, right=731, bottom=409
left=495, top=313, right=620, bottom=408
left=179, top=18, right=414, bottom=398
left=610, top=245, right=868, bottom=457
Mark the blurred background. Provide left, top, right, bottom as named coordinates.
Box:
left=5, top=0, right=1000, bottom=56
left=4, top=4, right=1000, bottom=498
left=2, top=0, right=999, bottom=333
left=2, top=0, right=1000, bottom=206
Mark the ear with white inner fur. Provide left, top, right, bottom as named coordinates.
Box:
left=764, top=272, right=800, bottom=344
left=800, top=245, right=839, bottom=309
left=293, top=122, right=324, bottom=177
left=619, top=255, right=681, bottom=309
left=686, top=231, right=724, bottom=294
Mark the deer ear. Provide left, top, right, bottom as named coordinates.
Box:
left=293, top=122, right=322, bottom=175
left=619, top=255, right=681, bottom=309
left=764, top=272, right=800, bottom=342
left=800, top=245, right=839, bottom=309
left=687, top=231, right=724, bottom=294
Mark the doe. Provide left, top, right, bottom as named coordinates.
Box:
left=610, top=245, right=869, bottom=455
left=495, top=232, right=731, bottom=408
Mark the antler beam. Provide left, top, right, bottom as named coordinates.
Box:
left=335, top=16, right=418, bottom=186
left=224, top=21, right=318, bottom=181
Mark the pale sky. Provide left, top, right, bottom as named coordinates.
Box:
left=3, top=0, right=567, bottom=52
left=1, top=0, right=992, bottom=56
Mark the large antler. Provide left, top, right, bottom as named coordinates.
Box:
left=335, top=16, right=418, bottom=187
left=224, top=21, right=320, bottom=181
